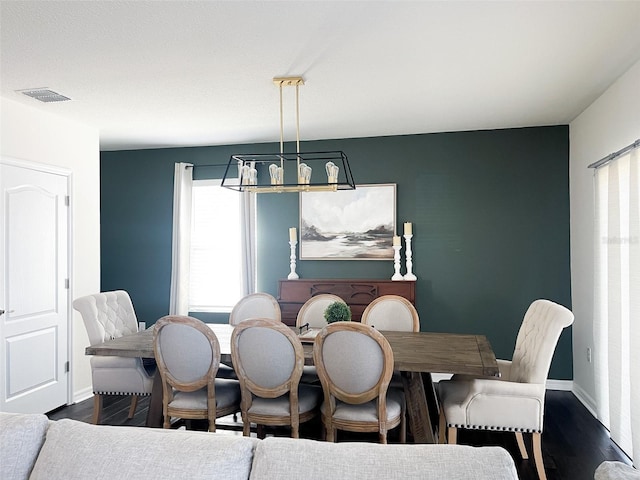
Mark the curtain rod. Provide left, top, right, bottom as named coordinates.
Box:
left=588, top=138, right=640, bottom=169
left=191, top=163, right=229, bottom=168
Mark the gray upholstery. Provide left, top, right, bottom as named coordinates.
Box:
left=0, top=412, right=521, bottom=480
left=249, top=384, right=322, bottom=416
left=595, top=462, right=640, bottom=480
left=237, top=326, right=295, bottom=388
left=231, top=318, right=320, bottom=437
left=321, top=388, right=404, bottom=422
left=157, top=323, right=213, bottom=383
left=30, top=418, right=256, bottom=480
left=0, top=412, right=49, bottom=480
left=322, top=330, right=384, bottom=394
left=250, top=437, right=519, bottom=480
left=153, top=315, right=241, bottom=430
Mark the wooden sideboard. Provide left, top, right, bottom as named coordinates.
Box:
left=277, top=279, right=416, bottom=326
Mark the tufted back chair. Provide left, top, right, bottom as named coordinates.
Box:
left=74, top=290, right=139, bottom=344
left=313, top=322, right=406, bottom=444
left=73, top=290, right=154, bottom=424
left=438, top=299, right=574, bottom=480
left=509, top=300, right=573, bottom=384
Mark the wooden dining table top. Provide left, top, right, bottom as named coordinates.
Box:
left=86, top=323, right=499, bottom=378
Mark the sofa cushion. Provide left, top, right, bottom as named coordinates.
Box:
left=595, top=461, right=640, bottom=480
left=29, top=419, right=257, bottom=480
left=0, top=412, right=49, bottom=480
left=249, top=436, right=519, bottom=480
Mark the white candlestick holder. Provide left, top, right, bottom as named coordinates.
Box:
left=288, top=240, right=299, bottom=279
left=403, top=234, right=417, bottom=280
left=391, top=245, right=403, bottom=280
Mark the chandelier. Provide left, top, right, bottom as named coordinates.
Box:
left=221, top=77, right=355, bottom=193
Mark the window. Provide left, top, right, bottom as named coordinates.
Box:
left=188, top=179, right=243, bottom=312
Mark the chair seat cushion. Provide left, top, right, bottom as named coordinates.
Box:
left=438, top=379, right=544, bottom=432
left=170, top=379, right=240, bottom=410
left=321, top=389, right=403, bottom=423
left=249, top=384, right=322, bottom=416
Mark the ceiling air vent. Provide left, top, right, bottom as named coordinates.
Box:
left=19, top=88, right=71, bottom=103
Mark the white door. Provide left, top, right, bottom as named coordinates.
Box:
left=0, top=159, right=70, bottom=413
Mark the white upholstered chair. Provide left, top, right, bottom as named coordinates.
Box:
left=313, top=321, right=406, bottom=444
left=229, top=292, right=281, bottom=326
left=438, top=299, right=574, bottom=480
left=153, top=315, right=240, bottom=431
left=231, top=318, right=321, bottom=438
left=361, top=295, right=419, bottom=332
left=362, top=295, right=420, bottom=389
left=217, top=292, right=282, bottom=381
left=296, top=294, right=347, bottom=384
left=296, top=294, right=345, bottom=330
left=73, top=290, right=154, bottom=424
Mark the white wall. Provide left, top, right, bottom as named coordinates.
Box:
left=0, top=97, right=100, bottom=403
left=569, top=59, right=640, bottom=411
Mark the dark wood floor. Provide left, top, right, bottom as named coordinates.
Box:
left=48, top=390, right=630, bottom=480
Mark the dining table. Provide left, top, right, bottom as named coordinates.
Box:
left=85, top=323, right=499, bottom=443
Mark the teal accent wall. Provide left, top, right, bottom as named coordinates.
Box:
left=101, top=125, right=573, bottom=379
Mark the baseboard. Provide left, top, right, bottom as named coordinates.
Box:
left=572, top=383, right=598, bottom=418
left=73, top=386, right=93, bottom=404
left=546, top=379, right=572, bottom=391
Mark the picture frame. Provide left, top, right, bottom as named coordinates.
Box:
left=299, top=183, right=396, bottom=260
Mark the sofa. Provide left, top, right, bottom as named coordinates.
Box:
left=1, top=412, right=519, bottom=480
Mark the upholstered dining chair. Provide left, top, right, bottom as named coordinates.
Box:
left=362, top=295, right=420, bottom=390
left=229, top=292, right=281, bottom=326
left=438, top=299, right=574, bottom=480
left=295, top=294, right=345, bottom=330
left=217, top=292, right=282, bottom=380
left=231, top=318, right=321, bottom=438
left=295, top=294, right=347, bottom=384
left=361, top=295, right=420, bottom=332
left=313, top=321, right=406, bottom=444
left=153, top=315, right=240, bottom=432
left=73, top=290, right=154, bottom=424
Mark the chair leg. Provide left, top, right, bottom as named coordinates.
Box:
left=438, top=410, right=446, bottom=444
left=128, top=395, right=139, bottom=419
left=242, top=419, right=251, bottom=436
left=257, top=424, right=265, bottom=439
left=532, top=432, right=547, bottom=480
left=399, top=408, right=407, bottom=444
left=447, top=426, right=457, bottom=444
left=515, top=431, right=529, bottom=459
left=92, top=394, right=103, bottom=425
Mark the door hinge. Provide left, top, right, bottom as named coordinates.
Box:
left=65, top=278, right=69, bottom=289
left=64, top=361, right=70, bottom=373
left=65, top=195, right=70, bottom=206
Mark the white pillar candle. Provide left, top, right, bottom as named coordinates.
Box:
left=393, top=235, right=401, bottom=246
left=404, top=222, right=412, bottom=235
left=289, top=227, right=297, bottom=242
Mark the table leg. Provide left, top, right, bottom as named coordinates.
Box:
left=402, top=371, right=436, bottom=443
left=145, top=370, right=164, bottom=428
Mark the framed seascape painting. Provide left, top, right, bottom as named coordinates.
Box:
left=299, top=184, right=396, bottom=260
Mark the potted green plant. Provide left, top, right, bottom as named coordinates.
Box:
left=324, top=301, right=352, bottom=323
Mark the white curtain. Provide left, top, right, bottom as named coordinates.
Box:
left=594, top=145, right=640, bottom=464
left=169, top=162, right=193, bottom=315
left=240, top=191, right=257, bottom=295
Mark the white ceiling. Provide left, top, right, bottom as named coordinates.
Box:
left=2, top=1, right=640, bottom=152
